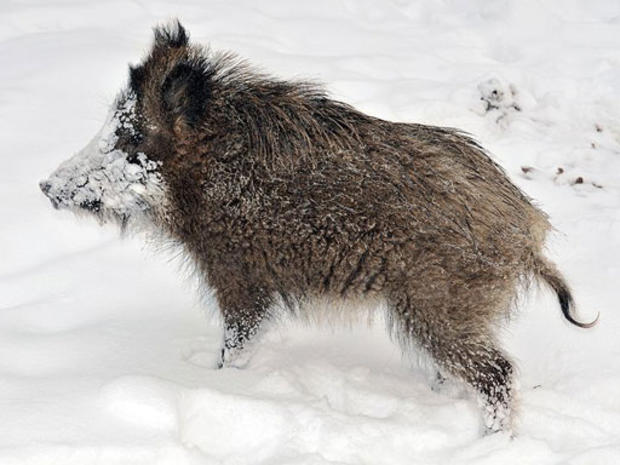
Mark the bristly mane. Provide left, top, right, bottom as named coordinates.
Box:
left=201, top=51, right=374, bottom=162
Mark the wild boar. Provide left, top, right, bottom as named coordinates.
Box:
left=40, top=21, right=596, bottom=433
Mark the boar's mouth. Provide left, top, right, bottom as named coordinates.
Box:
left=79, top=199, right=102, bottom=213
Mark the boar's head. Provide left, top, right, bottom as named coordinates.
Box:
left=40, top=20, right=212, bottom=230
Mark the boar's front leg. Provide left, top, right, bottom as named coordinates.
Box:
left=214, top=282, right=272, bottom=369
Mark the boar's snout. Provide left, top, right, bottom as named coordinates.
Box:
left=39, top=180, right=60, bottom=209
left=39, top=180, right=51, bottom=194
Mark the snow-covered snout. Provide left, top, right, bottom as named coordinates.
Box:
left=39, top=92, right=164, bottom=227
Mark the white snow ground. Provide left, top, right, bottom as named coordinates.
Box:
left=1, top=1, right=619, bottom=463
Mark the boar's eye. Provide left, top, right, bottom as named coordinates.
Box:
left=116, top=124, right=144, bottom=147
left=126, top=152, right=143, bottom=165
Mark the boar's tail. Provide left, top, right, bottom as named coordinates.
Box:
left=534, top=256, right=599, bottom=328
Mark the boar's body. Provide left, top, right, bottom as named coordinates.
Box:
left=41, top=22, right=595, bottom=435
left=168, top=98, right=545, bottom=329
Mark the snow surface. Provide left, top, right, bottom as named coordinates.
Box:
left=1, top=1, right=619, bottom=464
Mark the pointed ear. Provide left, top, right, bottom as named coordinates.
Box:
left=162, top=61, right=212, bottom=128
left=129, top=64, right=146, bottom=95
left=153, top=19, right=189, bottom=49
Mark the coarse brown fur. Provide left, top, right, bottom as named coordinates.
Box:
left=42, top=21, right=597, bottom=433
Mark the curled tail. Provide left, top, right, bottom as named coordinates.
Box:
left=535, top=257, right=599, bottom=328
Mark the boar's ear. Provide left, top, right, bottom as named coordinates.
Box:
left=162, top=61, right=212, bottom=128
left=129, top=65, right=146, bottom=95
left=153, top=20, right=189, bottom=49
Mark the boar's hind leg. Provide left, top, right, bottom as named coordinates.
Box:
left=215, top=284, right=272, bottom=369
left=455, top=342, right=514, bottom=434
left=391, top=294, right=514, bottom=433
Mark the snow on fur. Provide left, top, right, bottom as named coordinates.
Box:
left=41, top=92, right=165, bottom=226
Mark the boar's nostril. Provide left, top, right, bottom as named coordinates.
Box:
left=39, top=181, right=61, bottom=209
left=39, top=181, right=52, bottom=195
